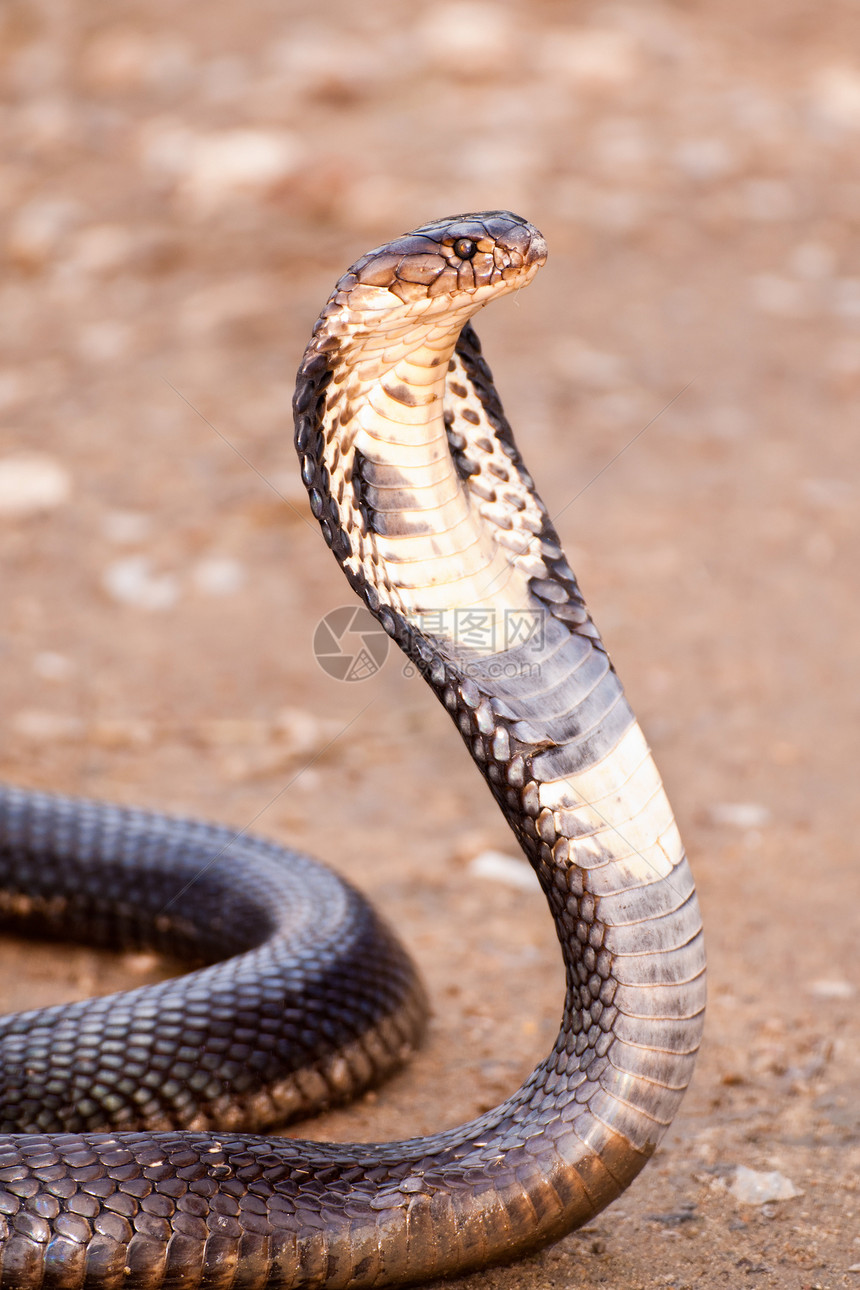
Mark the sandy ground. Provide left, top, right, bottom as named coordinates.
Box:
left=1, top=1, right=859, bottom=1286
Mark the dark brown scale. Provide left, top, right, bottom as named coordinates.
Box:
left=382, top=383, right=418, bottom=406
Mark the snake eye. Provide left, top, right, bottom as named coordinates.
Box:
left=452, top=237, right=478, bottom=261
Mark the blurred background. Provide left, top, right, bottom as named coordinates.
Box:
left=0, top=3, right=858, bottom=1286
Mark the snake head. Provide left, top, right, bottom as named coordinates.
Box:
left=323, top=211, right=547, bottom=338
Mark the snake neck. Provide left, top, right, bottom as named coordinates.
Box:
left=297, top=311, right=539, bottom=631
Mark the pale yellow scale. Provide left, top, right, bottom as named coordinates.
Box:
left=347, top=331, right=536, bottom=622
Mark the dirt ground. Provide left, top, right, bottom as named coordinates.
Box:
left=1, top=1, right=859, bottom=1286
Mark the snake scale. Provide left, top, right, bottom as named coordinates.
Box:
left=0, top=212, right=705, bottom=1288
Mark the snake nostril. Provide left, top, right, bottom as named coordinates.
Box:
left=525, top=234, right=548, bottom=266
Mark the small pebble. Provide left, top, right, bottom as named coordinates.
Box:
left=0, top=371, right=27, bottom=413
left=102, top=555, right=179, bottom=611
left=749, top=273, right=807, bottom=317
left=120, top=952, right=162, bottom=975
left=273, top=708, right=336, bottom=754
left=192, top=556, right=245, bottom=596
left=13, top=710, right=83, bottom=742
left=77, top=320, right=132, bottom=363
left=467, top=850, right=539, bottom=891
left=416, top=4, right=517, bottom=76
left=65, top=223, right=134, bottom=275
left=789, top=241, right=836, bottom=281
left=809, top=65, right=860, bottom=130
left=90, top=718, right=154, bottom=749
left=729, top=1166, right=801, bottom=1205
left=32, top=651, right=73, bottom=681
left=6, top=197, right=79, bottom=268
left=539, top=27, right=639, bottom=86
left=831, top=277, right=860, bottom=320
left=808, top=978, right=855, bottom=999
left=674, top=137, right=738, bottom=182
left=102, top=510, right=152, bottom=545
left=0, top=453, right=71, bottom=517
left=83, top=28, right=173, bottom=92
left=267, top=30, right=380, bottom=99
left=142, top=126, right=305, bottom=212
left=704, top=802, right=771, bottom=829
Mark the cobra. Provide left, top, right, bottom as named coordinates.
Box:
left=0, top=212, right=705, bottom=1288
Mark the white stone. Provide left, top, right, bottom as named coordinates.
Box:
left=0, top=453, right=71, bottom=516
left=729, top=1166, right=801, bottom=1205
left=809, top=65, right=860, bottom=130
left=83, top=28, right=192, bottom=92
left=749, top=274, right=807, bottom=318
left=191, top=130, right=302, bottom=211
left=13, top=710, right=83, bottom=742
left=32, top=652, right=74, bottom=681
left=0, top=371, right=28, bottom=413
left=15, top=97, right=76, bottom=152
left=808, top=978, right=855, bottom=999
left=102, top=556, right=180, bottom=611
left=138, top=117, right=195, bottom=177
left=84, top=28, right=159, bottom=90
left=705, top=802, right=771, bottom=830
left=831, top=277, right=860, bottom=319
left=416, top=4, right=516, bottom=74
left=102, top=510, right=153, bottom=544
left=268, top=30, right=382, bottom=95
left=77, top=321, right=132, bottom=363
left=789, top=241, right=836, bottom=280
left=6, top=197, right=79, bottom=268
left=467, top=850, right=539, bottom=891
left=273, top=708, right=336, bottom=755
left=802, top=477, right=855, bottom=507
left=539, top=27, right=639, bottom=86
left=66, top=223, right=134, bottom=275
left=140, top=123, right=305, bottom=212
left=192, top=556, right=245, bottom=596
left=674, top=137, right=738, bottom=182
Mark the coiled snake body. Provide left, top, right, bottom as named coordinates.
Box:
left=0, top=212, right=705, bottom=1288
